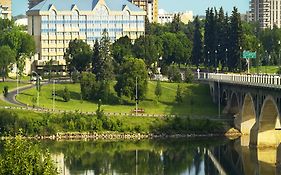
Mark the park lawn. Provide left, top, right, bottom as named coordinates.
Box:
left=250, top=66, right=279, bottom=74
left=16, top=81, right=217, bottom=116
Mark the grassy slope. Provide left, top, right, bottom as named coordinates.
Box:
left=250, top=66, right=279, bottom=74
left=16, top=81, right=217, bottom=116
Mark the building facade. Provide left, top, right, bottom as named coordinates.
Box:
left=249, top=0, right=281, bottom=29
left=158, top=9, right=193, bottom=25
left=128, top=0, right=158, bottom=23
left=26, top=0, right=146, bottom=70
left=0, top=0, right=11, bottom=19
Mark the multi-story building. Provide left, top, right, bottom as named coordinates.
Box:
left=158, top=9, right=193, bottom=25
left=249, top=0, right=281, bottom=29
left=28, top=0, right=44, bottom=9
left=128, top=0, right=158, bottom=23
left=0, top=0, right=11, bottom=19
left=26, top=0, right=146, bottom=71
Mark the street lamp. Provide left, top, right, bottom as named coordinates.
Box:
left=225, top=48, right=228, bottom=71
left=52, top=79, right=55, bottom=111
left=32, top=71, right=40, bottom=106
left=257, top=43, right=261, bottom=74
left=207, top=51, right=210, bottom=72
left=215, top=50, right=218, bottom=72
left=240, top=46, right=243, bottom=72
left=278, top=40, right=281, bottom=67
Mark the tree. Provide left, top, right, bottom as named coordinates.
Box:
left=0, top=45, right=16, bottom=81
left=167, top=64, right=182, bottom=82
left=80, top=72, right=98, bottom=101
left=170, top=14, right=183, bottom=33
left=154, top=80, right=162, bottom=101
left=176, top=84, right=183, bottom=103
left=64, top=39, right=92, bottom=73
left=115, top=58, right=148, bottom=100
left=184, top=67, right=194, bottom=83
left=111, top=36, right=133, bottom=65
left=3, top=86, right=8, bottom=97
left=0, top=135, right=58, bottom=175
left=62, top=86, right=70, bottom=102
left=228, top=7, right=243, bottom=72
left=133, top=35, right=162, bottom=68
left=191, top=16, right=203, bottom=67
left=93, top=29, right=114, bottom=81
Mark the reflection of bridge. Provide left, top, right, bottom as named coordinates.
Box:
left=198, top=73, right=281, bottom=147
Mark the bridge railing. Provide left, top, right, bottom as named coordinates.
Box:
left=196, top=73, right=281, bottom=88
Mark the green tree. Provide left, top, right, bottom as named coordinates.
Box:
left=93, top=29, right=114, bottom=81
left=62, top=86, right=70, bottom=102
left=80, top=72, right=98, bottom=101
left=0, top=45, right=16, bottom=81
left=176, top=84, right=183, bottom=103
left=133, top=35, right=162, bottom=68
left=167, top=64, right=182, bottom=82
left=154, top=80, right=162, bottom=101
left=0, top=135, right=58, bottom=175
left=191, top=16, right=203, bottom=67
left=3, top=86, right=8, bottom=97
left=115, top=58, right=148, bottom=100
left=64, top=39, right=92, bottom=73
left=170, top=14, right=183, bottom=33
left=228, top=7, right=243, bottom=72
left=112, top=36, right=133, bottom=65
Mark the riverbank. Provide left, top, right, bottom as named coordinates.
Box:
left=1, top=129, right=241, bottom=141
left=0, top=109, right=238, bottom=139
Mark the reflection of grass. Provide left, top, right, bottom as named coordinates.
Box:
left=16, top=82, right=217, bottom=116
left=250, top=66, right=279, bottom=74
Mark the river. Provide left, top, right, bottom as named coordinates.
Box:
left=36, top=137, right=281, bottom=175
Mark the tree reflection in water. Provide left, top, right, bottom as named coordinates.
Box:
left=38, top=138, right=281, bottom=175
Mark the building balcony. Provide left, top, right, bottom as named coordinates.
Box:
left=57, top=35, right=64, bottom=40
left=64, top=35, right=72, bottom=40
left=49, top=35, right=56, bottom=40
left=41, top=35, right=48, bottom=40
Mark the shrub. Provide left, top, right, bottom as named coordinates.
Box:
left=62, top=86, right=71, bottom=102
left=167, top=65, right=182, bottom=82
left=184, top=68, right=194, bottom=83
left=3, top=86, right=8, bottom=97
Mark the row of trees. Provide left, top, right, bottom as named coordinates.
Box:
left=0, top=19, right=35, bottom=81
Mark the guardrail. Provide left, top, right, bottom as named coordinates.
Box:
left=196, top=73, right=281, bottom=89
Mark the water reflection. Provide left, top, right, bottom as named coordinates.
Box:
left=38, top=137, right=281, bottom=175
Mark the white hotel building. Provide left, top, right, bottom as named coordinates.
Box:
left=26, top=0, right=146, bottom=70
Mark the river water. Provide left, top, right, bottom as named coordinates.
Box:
left=37, top=137, right=281, bottom=175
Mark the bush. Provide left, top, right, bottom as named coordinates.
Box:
left=3, top=86, right=8, bottom=97
left=62, top=86, right=70, bottom=102
left=168, top=65, right=182, bottom=82
left=184, top=68, right=194, bottom=83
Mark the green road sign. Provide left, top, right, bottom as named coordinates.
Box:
left=243, top=51, right=256, bottom=59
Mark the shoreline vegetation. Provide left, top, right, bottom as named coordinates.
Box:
left=0, top=108, right=241, bottom=141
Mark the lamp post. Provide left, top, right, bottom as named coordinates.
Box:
left=215, top=50, right=218, bottom=72
left=207, top=51, right=210, bottom=71
left=257, top=43, right=261, bottom=74
left=225, top=48, right=228, bottom=71
left=32, top=71, right=40, bottom=106
left=52, top=79, right=55, bottom=111
left=239, top=46, right=243, bottom=72
left=135, top=77, right=138, bottom=116
left=265, top=50, right=268, bottom=74
left=278, top=40, right=281, bottom=67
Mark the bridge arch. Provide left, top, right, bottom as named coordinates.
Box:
left=241, top=93, right=256, bottom=135
left=257, top=95, right=281, bottom=147
left=229, top=92, right=240, bottom=116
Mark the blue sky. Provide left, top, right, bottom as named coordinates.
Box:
left=12, top=0, right=249, bottom=16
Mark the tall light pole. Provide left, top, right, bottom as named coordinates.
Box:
left=32, top=71, right=40, bottom=106
left=278, top=40, right=281, bottom=67
left=225, top=48, right=228, bottom=71
left=215, top=50, right=218, bottom=72
left=52, top=79, right=55, bottom=111
left=257, top=43, right=261, bottom=74
left=135, top=77, right=138, bottom=116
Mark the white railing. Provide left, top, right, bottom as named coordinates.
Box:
left=196, top=73, right=281, bottom=88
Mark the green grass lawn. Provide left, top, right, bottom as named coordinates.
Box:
left=250, top=66, right=280, bottom=74
left=16, top=81, right=217, bottom=116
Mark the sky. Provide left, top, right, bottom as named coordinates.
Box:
left=12, top=0, right=249, bottom=16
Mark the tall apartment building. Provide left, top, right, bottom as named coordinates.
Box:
left=28, top=0, right=44, bottom=9
left=249, top=0, right=281, bottom=29
left=26, top=0, right=146, bottom=70
left=0, top=0, right=11, bottom=19
left=128, top=0, right=158, bottom=22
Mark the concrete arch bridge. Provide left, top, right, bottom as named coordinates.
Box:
left=199, top=73, right=281, bottom=147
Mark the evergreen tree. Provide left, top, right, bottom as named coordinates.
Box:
left=154, top=80, right=162, bottom=101
left=191, top=16, right=203, bottom=66
left=228, top=7, right=243, bottom=72
left=170, top=14, right=182, bottom=33
left=93, top=29, right=114, bottom=81
left=92, top=39, right=100, bottom=71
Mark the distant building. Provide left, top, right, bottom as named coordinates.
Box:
left=26, top=0, right=146, bottom=71
left=158, top=9, right=193, bottom=25
left=128, top=0, right=158, bottom=22
left=0, top=0, right=11, bottom=19
left=249, top=0, right=281, bottom=29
